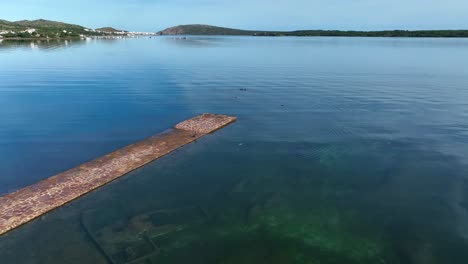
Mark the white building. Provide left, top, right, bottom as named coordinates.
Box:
left=24, top=28, right=36, bottom=34
left=0, top=30, right=14, bottom=35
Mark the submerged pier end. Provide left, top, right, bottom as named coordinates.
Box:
left=0, top=113, right=237, bottom=236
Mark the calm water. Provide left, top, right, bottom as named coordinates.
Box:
left=1, top=37, right=468, bottom=263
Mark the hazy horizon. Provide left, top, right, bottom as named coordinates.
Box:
left=1, top=0, right=468, bottom=32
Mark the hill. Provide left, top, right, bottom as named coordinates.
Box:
left=0, top=19, right=97, bottom=38
left=157, top=24, right=259, bottom=35
left=157, top=24, right=468, bottom=38
left=0, top=19, right=137, bottom=38
left=14, top=19, right=84, bottom=29
left=0, top=19, right=22, bottom=30
left=96, top=27, right=127, bottom=33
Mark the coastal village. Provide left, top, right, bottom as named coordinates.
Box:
left=0, top=26, right=157, bottom=39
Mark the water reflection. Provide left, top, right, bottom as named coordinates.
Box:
left=0, top=38, right=86, bottom=50
left=0, top=38, right=129, bottom=51
left=162, top=36, right=229, bottom=47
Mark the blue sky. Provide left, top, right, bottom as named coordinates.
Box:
left=1, top=0, right=467, bottom=32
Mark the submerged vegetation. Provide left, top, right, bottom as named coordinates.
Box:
left=30, top=139, right=464, bottom=264
left=1, top=138, right=468, bottom=263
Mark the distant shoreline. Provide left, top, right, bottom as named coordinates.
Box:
left=157, top=25, right=468, bottom=38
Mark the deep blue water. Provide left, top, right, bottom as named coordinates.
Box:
left=1, top=37, right=468, bottom=263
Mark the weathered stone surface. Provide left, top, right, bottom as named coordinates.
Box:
left=175, top=113, right=237, bottom=134
left=0, top=114, right=236, bottom=236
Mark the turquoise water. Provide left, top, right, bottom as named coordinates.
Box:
left=1, top=37, right=468, bottom=263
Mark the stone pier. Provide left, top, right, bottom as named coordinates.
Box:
left=0, top=113, right=237, bottom=236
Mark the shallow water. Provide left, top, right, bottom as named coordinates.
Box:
left=1, top=37, right=468, bottom=263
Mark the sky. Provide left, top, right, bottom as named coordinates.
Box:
left=1, top=0, right=467, bottom=32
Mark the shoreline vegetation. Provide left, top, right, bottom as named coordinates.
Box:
left=157, top=24, right=468, bottom=38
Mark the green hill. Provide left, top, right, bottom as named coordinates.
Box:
left=96, top=27, right=127, bottom=33
left=0, top=19, right=21, bottom=30
left=0, top=19, right=103, bottom=38
left=0, top=19, right=136, bottom=38
left=157, top=24, right=258, bottom=35
left=14, top=19, right=84, bottom=29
